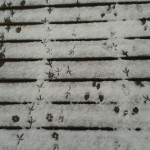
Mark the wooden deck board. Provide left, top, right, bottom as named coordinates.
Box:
left=0, top=21, right=150, bottom=40
left=0, top=4, right=150, bottom=23
left=0, top=0, right=150, bottom=8
left=0, top=103, right=150, bottom=128
left=0, top=60, right=150, bottom=79
left=1, top=39, right=150, bottom=59
left=0, top=81, right=149, bottom=103
left=0, top=130, right=150, bottom=150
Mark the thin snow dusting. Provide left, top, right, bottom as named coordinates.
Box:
left=0, top=0, right=150, bottom=150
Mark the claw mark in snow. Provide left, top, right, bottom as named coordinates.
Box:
left=123, top=67, right=129, bottom=77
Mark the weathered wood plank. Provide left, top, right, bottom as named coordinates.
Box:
left=47, top=60, right=150, bottom=79
left=0, top=60, right=150, bottom=79
left=0, top=103, right=150, bottom=128
left=0, top=21, right=149, bottom=40
left=0, top=130, right=149, bottom=150
left=1, top=39, right=150, bottom=58
left=0, top=81, right=149, bottom=104
left=0, top=0, right=150, bottom=8
left=0, top=4, right=150, bottom=23
left=0, top=0, right=78, bottom=7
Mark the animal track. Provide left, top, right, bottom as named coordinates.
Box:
left=46, top=113, right=53, bottom=122
left=84, top=92, right=90, bottom=100
left=12, top=115, right=20, bottom=122
left=114, top=106, right=120, bottom=114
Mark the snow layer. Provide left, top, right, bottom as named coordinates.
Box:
left=0, top=60, right=150, bottom=79
left=0, top=4, right=150, bottom=23
left=0, top=20, right=150, bottom=40
left=2, top=39, right=150, bottom=58
left=0, top=0, right=150, bottom=150
left=0, top=130, right=150, bottom=150
left=0, top=81, right=149, bottom=103
left=0, top=0, right=150, bottom=7
left=0, top=103, right=150, bottom=128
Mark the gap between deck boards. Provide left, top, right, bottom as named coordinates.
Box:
left=1, top=36, right=150, bottom=43
left=0, top=126, right=142, bottom=131
left=0, top=18, right=150, bottom=25
left=0, top=78, right=150, bottom=83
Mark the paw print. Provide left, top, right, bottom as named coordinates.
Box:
left=36, top=95, right=44, bottom=101
left=114, top=106, right=120, bottom=114
left=27, top=117, right=36, bottom=128
left=46, top=71, right=56, bottom=80
left=69, top=46, right=75, bottom=55
left=55, top=68, right=62, bottom=76
left=52, top=132, right=59, bottom=140
left=143, top=95, right=150, bottom=104
left=65, top=86, right=71, bottom=99
left=20, top=0, right=26, bottom=6
left=0, top=33, right=4, bottom=41
left=123, top=67, right=129, bottom=77
left=140, top=18, right=148, bottom=31
left=66, top=66, right=71, bottom=75
left=37, top=82, right=44, bottom=92
left=134, top=81, right=144, bottom=87
left=47, top=48, right=53, bottom=55
left=84, top=92, right=90, bottom=100
left=1, top=2, right=7, bottom=8
left=6, top=25, right=11, bottom=32
left=113, top=11, right=118, bottom=17
left=122, top=50, right=128, bottom=57
left=106, top=4, right=116, bottom=14
left=16, top=134, right=24, bottom=145
left=4, top=17, right=12, bottom=24
left=101, top=13, right=105, bottom=18
left=48, top=7, right=53, bottom=14
left=29, top=103, right=35, bottom=115
left=98, top=95, right=104, bottom=102
left=46, top=114, right=53, bottom=122
left=16, top=27, right=21, bottom=33
left=41, top=18, right=48, bottom=24
left=0, top=61, right=5, bottom=68
left=0, top=52, right=5, bottom=59
left=10, top=10, right=15, bottom=17
left=110, top=31, right=116, bottom=37
left=41, top=38, right=47, bottom=47
left=7, top=2, right=12, bottom=7
left=76, top=14, right=81, bottom=21
left=46, top=60, right=53, bottom=68
left=59, top=116, right=64, bottom=122
left=53, top=144, right=59, bottom=150
left=92, top=82, right=100, bottom=89
left=123, top=110, right=128, bottom=116
left=12, top=115, right=20, bottom=122
left=132, top=107, right=139, bottom=115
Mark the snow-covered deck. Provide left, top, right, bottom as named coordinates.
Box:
left=0, top=0, right=150, bottom=149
